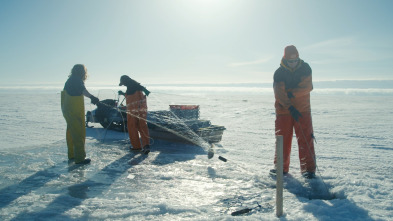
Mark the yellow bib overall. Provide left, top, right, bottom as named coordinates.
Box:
left=61, top=90, right=86, bottom=163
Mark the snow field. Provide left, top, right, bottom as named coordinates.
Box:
left=0, top=89, right=393, bottom=220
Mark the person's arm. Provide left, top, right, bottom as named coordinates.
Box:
left=289, top=63, right=313, bottom=98
left=289, top=75, right=313, bottom=98
left=83, top=89, right=99, bottom=105
left=82, top=89, right=93, bottom=98
left=274, top=81, right=291, bottom=109
left=141, top=86, right=150, bottom=96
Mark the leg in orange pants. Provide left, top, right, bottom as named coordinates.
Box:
left=126, top=92, right=150, bottom=149
left=274, top=112, right=315, bottom=174
left=294, top=112, right=316, bottom=173
left=275, top=115, right=294, bottom=173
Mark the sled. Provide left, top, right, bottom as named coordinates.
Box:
left=86, top=97, right=225, bottom=144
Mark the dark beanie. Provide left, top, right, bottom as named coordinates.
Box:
left=119, top=75, right=131, bottom=86
left=284, top=45, right=299, bottom=59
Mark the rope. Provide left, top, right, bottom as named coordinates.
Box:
left=87, top=89, right=333, bottom=213
left=91, top=92, right=211, bottom=153
left=148, top=92, right=210, bottom=147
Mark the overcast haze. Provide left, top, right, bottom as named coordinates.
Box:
left=1, top=0, right=393, bottom=86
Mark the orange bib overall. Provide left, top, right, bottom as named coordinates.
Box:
left=126, top=91, right=150, bottom=149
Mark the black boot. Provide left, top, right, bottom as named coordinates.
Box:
left=302, top=172, right=315, bottom=179
left=269, top=169, right=288, bottom=176
left=142, top=145, right=150, bottom=155
left=75, top=158, right=91, bottom=165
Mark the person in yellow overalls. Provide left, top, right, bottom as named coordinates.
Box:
left=118, top=75, right=151, bottom=154
left=61, top=64, right=99, bottom=164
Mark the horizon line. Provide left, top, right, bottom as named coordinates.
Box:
left=1, top=79, right=393, bottom=87
left=1, top=79, right=393, bottom=91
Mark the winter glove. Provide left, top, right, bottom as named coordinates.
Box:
left=118, top=90, right=125, bottom=96
left=90, top=95, right=99, bottom=105
left=288, top=105, right=302, bottom=122
left=142, top=87, right=150, bottom=96
left=287, top=92, right=295, bottom=99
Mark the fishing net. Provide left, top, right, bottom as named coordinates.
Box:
left=87, top=89, right=226, bottom=158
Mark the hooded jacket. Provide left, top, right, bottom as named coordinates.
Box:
left=120, top=75, right=150, bottom=96
left=124, top=79, right=145, bottom=95
left=273, top=59, right=313, bottom=115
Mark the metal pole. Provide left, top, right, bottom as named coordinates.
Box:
left=276, top=135, right=283, bottom=217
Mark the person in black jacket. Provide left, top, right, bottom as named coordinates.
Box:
left=118, top=75, right=151, bottom=154
left=271, top=46, right=316, bottom=179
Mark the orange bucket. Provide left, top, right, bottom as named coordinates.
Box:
left=169, top=105, right=199, bottom=110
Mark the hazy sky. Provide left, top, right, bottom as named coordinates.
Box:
left=1, top=0, right=392, bottom=86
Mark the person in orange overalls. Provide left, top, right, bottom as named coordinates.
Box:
left=118, top=75, right=151, bottom=154
left=271, top=45, right=316, bottom=179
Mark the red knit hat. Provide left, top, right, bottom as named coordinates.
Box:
left=284, top=45, right=299, bottom=59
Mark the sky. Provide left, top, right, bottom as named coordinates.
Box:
left=1, top=0, right=393, bottom=86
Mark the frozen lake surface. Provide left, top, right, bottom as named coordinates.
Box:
left=0, top=87, right=392, bottom=220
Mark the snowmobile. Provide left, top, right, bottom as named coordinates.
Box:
left=86, top=95, right=225, bottom=144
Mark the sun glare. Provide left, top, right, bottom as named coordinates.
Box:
left=178, top=0, right=235, bottom=21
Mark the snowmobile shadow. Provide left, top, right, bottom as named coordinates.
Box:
left=86, top=127, right=206, bottom=165
left=10, top=152, right=145, bottom=220
left=149, top=139, right=206, bottom=165
left=86, top=127, right=128, bottom=141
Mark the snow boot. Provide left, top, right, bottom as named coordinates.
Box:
left=302, top=172, right=316, bottom=179
left=75, top=158, right=91, bottom=165
left=142, top=145, right=150, bottom=155
left=269, top=169, right=288, bottom=176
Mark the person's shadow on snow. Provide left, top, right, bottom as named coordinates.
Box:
left=0, top=165, right=60, bottom=209
left=283, top=174, right=372, bottom=220
left=9, top=152, right=146, bottom=220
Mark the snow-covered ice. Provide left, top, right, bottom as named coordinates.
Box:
left=0, top=86, right=392, bottom=220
